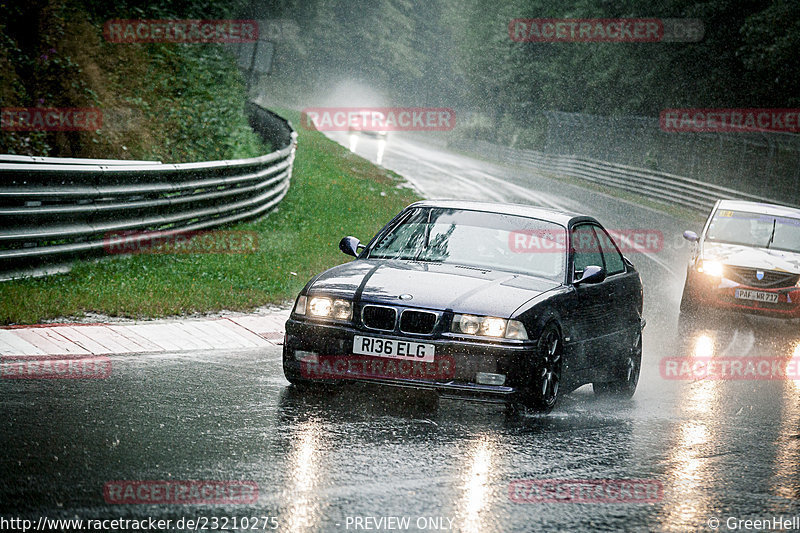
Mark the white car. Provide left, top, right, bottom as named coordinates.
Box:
left=680, top=199, right=800, bottom=319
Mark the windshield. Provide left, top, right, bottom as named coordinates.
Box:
left=706, top=209, right=800, bottom=253
left=367, top=207, right=566, bottom=281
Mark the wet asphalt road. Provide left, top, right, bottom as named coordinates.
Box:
left=2, top=134, right=800, bottom=532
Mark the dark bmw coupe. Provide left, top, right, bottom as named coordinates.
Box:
left=283, top=201, right=645, bottom=412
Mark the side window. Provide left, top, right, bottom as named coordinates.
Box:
left=571, top=225, right=604, bottom=280
left=594, top=226, right=625, bottom=275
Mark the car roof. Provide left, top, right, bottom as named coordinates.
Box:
left=408, top=200, right=593, bottom=226
left=717, top=199, right=800, bottom=218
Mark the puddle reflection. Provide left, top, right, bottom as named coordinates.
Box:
left=284, top=419, right=325, bottom=532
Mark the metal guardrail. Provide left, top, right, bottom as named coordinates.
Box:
left=448, top=138, right=787, bottom=212
left=0, top=103, right=296, bottom=272
left=540, top=110, right=800, bottom=206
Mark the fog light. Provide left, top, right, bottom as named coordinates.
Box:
left=295, top=350, right=318, bottom=363
left=476, top=372, right=506, bottom=386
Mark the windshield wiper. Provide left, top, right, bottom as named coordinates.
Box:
left=413, top=209, right=433, bottom=262
left=766, top=218, right=776, bottom=249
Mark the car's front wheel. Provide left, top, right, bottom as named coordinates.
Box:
left=517, top=322, right=563, bottom=413
left=594, top=333, right=641, bottom=398
left=283, top=363, right=315, bottom=388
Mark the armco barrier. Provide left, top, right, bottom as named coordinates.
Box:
left=0, top=103, right=296, bottom=274
left=448, top=138, right=788, bottom=212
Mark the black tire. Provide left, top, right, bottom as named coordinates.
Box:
left=283, top=364, right=316, bottom=389
left=517, top=322, right=563, bottom=413
left=594, top=332, right=641, bottom=398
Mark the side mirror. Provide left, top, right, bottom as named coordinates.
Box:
left=575, top=265, right=606, bottom=285
left=683, top=230, right=699, bottom=242
left=339, top=236, right=362, bottom=257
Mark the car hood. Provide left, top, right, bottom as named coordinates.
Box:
left=703, top=242, right=800, bottom=274
left=308, top=259, right=561, bottom=318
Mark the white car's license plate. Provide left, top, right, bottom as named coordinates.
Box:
left=735, top=289, right=778, bottom=303
left=353, top=335, right=435, bottom=363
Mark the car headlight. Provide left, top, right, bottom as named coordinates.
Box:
left=796, top=278, right=800, bottom=288
left=698, top=260, right=723, bottom=277
left=305, top=296, right=353, bottom=321
left=452, top=314, right=528, bottom=340
left=481, top=317, right=507, bottom=337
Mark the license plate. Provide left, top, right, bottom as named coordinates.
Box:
left=734, top=289, right=778, bottom=304
left=353, top=335, right=435, bottom=362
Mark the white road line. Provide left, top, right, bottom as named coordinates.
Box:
left=410, top=158, right=508, bottom=202
left=470, top=169, right=566, bottom=210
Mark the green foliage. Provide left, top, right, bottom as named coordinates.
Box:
left=130, top=44, right=268, bottom=162
left=444, top=0, right=796, bottom=117
left=738, top=0, right=800, bottom=106
left=251, top=0, right=799, bottom=139
left=0, top=0, right=266, bottom=161
left=75, top=0, right=251, bottom=20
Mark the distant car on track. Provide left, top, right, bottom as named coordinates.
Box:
left=348, top=110, right=388, bottom=140
left=282, top=201, right=645, bottom=412
left=680, top=199, right=800, bottom=319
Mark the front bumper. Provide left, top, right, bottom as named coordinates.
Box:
left=283, top=317, right=537, bottom=403
left=686, top=272, right=800, bottom=318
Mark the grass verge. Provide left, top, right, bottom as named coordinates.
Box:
left=0, top=109, right=421, bottom=324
